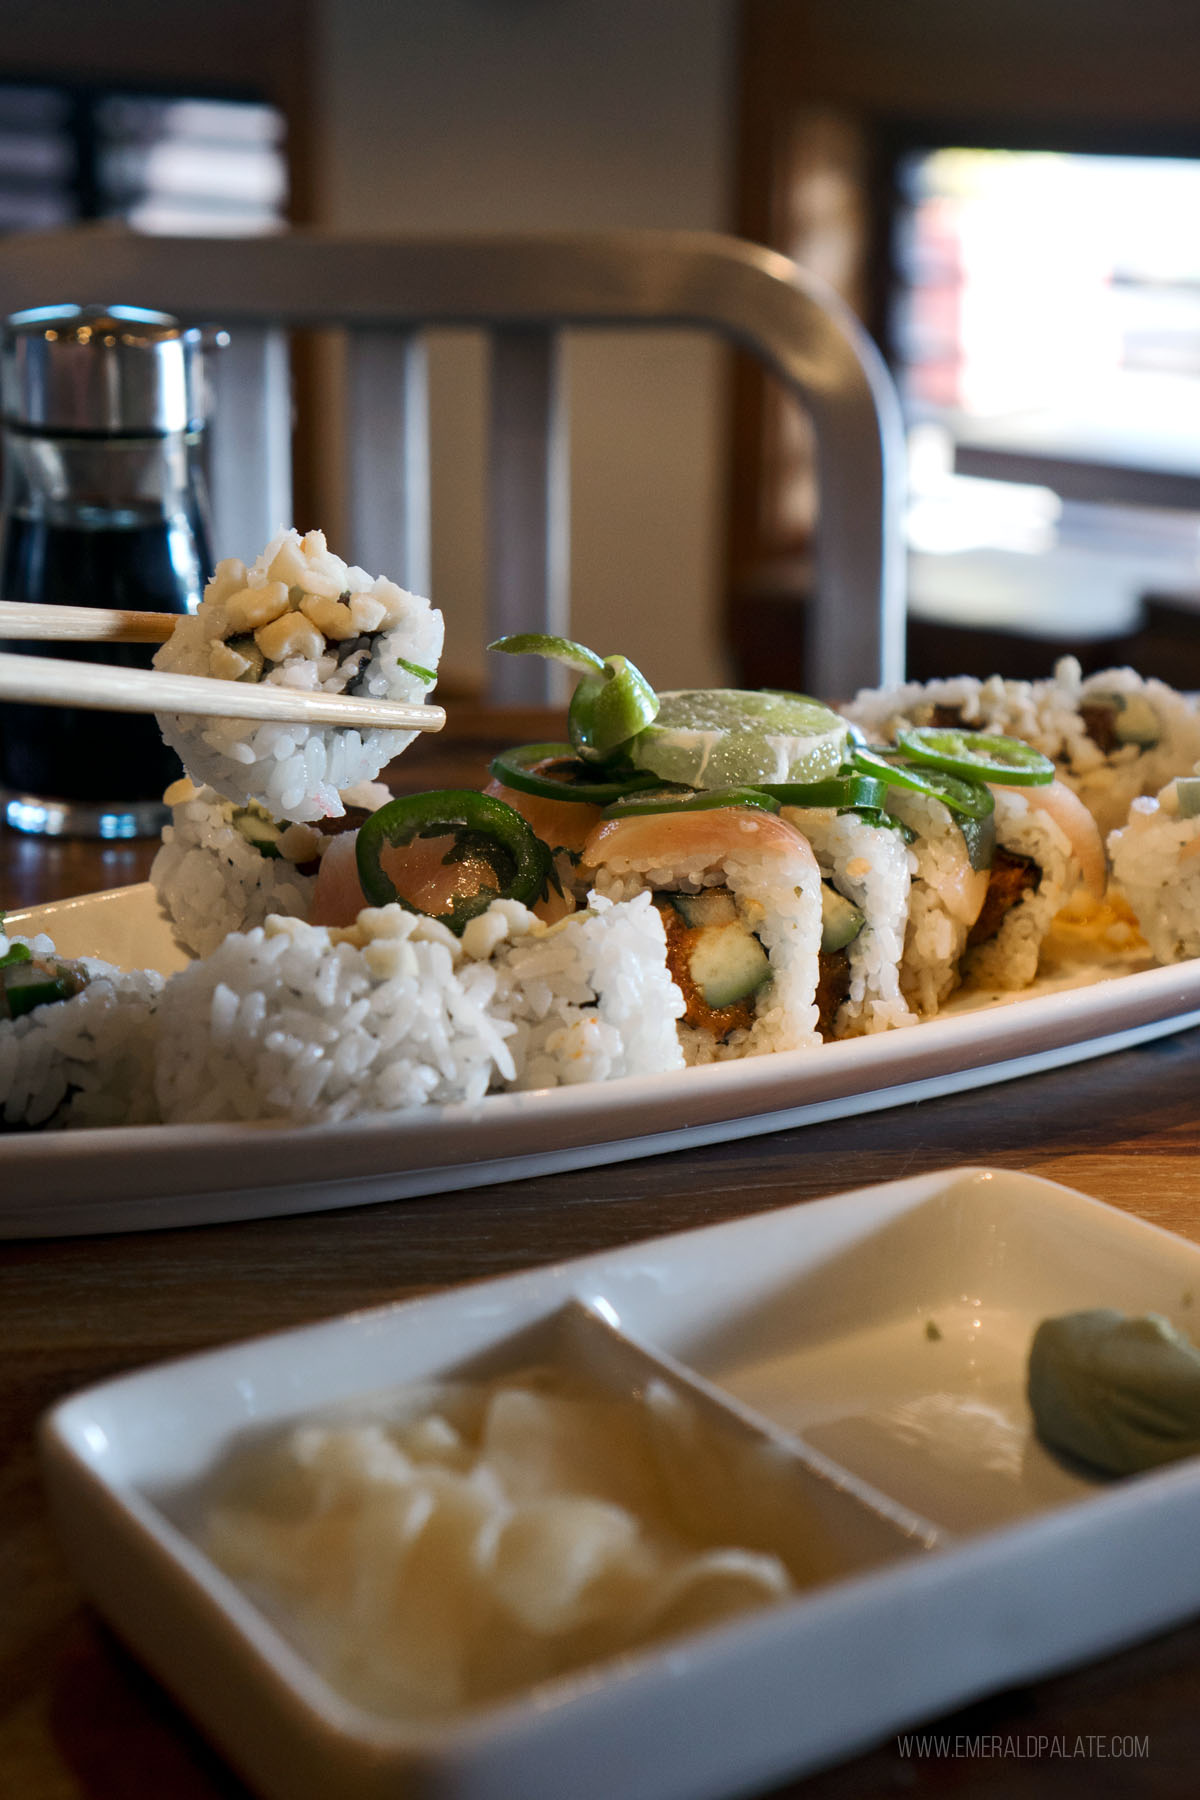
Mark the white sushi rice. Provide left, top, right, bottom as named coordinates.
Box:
left=154, top=528, right=444, bottom=823
left=587, top=838, right=822, bottom=1063
left=961, top=790, right=1076, bottom=991
left=155, top=908, right=513, bottom=1122
left=1108, top=778, right=1200, bottom=965
left=151, top=779, right=322, bottom=957
left=154, top=895, right=682, bottom=1125
left=484, top=891, right=685, bottom=1088
left=0, top=930, right=162, bottom=1129
left=780, top=807, right=916, bottom=1036
left=886, top=790, right=984, bottom=1017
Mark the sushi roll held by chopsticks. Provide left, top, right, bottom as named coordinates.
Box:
left=153, top=528, right=444, bottom=823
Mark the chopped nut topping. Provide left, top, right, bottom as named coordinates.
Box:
left=372, top=577, right=412, bottom=627
left=255, top=612, right=325, bottom=663
left=224, top=580, right=290, bottom=634
left=277, top=823, right=323, bottom=863
left=205, top=558, right=248, bottom=606
left=299, top=593, right=358, bottom=639
left=349, top=592, right=387, bottom=633
left=266, top=537, right=316, bottom=590
left=210, top=639, right=255, bottom=680
left=363, top=938, right=420, bottom=981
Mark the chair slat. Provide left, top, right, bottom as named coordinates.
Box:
left=486, top=327, right=569, bottom=704
left=206, top=325, right=292, bottom=561
left=345, top=328, right=430, bottom=597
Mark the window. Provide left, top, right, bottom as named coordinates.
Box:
left=894, top=146, right=1200, bottom=496
left=892, top=145, right=1200, bottom=653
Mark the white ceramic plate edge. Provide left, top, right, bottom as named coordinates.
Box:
left=5, top=885, right=1200, bottom=1237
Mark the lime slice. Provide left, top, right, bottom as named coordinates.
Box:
left=630, top=690, right=848, bottom=790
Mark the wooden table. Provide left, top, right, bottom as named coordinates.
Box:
left=4, top=709, right=1200, bottom=1799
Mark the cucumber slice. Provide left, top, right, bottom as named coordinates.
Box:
left=820, top=883, right=865, bottom=953
left=226, top=634, right=267, bottom=682
left=1112, top=693, right=1160, bottom=749
left=3, top=966, right=73, bottom=1018
left=233, top=805, right=285, bottom=859
left=688, top=923, right=772, bottom=1009
left=1176, top=777, right=1200, bottom=819
left=669, top=891, right=739, bottom=929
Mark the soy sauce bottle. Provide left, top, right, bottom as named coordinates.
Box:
left=0, top=304, right=214, bottom=837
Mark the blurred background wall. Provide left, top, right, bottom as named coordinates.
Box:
left=308, top=0, right=737, bottom=695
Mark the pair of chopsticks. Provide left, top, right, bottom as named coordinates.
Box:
left=0, top=600, right=445, bottom=734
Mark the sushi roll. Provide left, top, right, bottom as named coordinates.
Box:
left=0, top=928, right=162, bottom=1129
left=1040, top=662, right=1200, bottom=839
left=1108, top=772, right=1200, bottom=965
left=884, top=788, right=990, bottom=1017
left=151, top=778, right=324, bottom=957
left=777, top=803, right=916, bottom=1037
left=961, top=781, right=1107, bottom=992
left=154, top=895, right=682, bottom=1124
left=151, top=777, right=394, bottom=957
left=579, top=805, right=823, bottom=1063
left=844, top=659, right=1200, bottom=841
left=154, top=528, right=444, bottom=823
left=842, top=670, right=1034, bottom=746
left=154, top=906, right=517, bottom=1122
left=482, top=890, right=686, bottom=1088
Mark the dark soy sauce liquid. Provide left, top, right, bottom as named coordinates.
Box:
left=0, top=512, right=207, bottom=802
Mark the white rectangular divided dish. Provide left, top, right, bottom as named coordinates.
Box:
left=40, top=1167, right=1200, bottom=1800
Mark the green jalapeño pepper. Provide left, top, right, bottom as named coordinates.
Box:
left=490, top=743, right=661, bottom=805
left=895, top=726, right=1055, bottom=786
left=600, top=784, right=782, bottom=819
left=488, top=633, right=660, bottom=761
left=355, top=790, right=553, bottom=933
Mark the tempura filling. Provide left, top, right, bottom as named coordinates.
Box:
left=652, top=887, right=770, bottom=1039
left=967, top=847, right=1041, bottom=948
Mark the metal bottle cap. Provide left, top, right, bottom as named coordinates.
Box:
left=0, top=302, right=207, bottom=435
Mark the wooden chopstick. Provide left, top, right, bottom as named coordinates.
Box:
left=0, top=651, right=445, bottom=733
left=0, top=599, right=178, bottom=643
